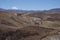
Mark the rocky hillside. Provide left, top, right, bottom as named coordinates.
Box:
left=0, top=11, right=60, bottom=40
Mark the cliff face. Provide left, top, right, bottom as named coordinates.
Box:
left=0, top=11, right=60, bottom=40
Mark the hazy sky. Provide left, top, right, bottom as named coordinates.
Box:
left=0, top=0, right=60, bottom=10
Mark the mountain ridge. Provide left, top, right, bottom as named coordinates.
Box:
left=0, top=8, right=60, bottom=12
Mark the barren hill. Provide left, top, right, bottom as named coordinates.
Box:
left=0, top=11, right=60, bottom=40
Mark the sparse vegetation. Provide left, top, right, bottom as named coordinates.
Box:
left=0, top=11, right=60, bottom=40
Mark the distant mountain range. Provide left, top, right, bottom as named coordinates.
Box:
left=46, top=8, right=60, bottom=12
left=0, top=8, right=60, bottom=12
left=0, top=8, right=6, bottom=11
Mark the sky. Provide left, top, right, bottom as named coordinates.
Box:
left=0, top=0, right=60, bottom=10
